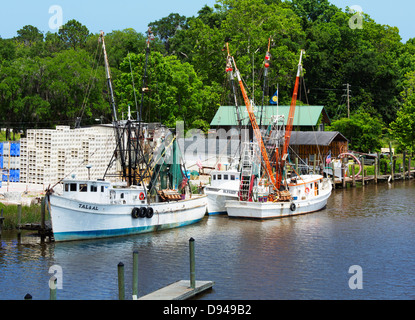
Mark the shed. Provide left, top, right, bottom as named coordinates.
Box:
left=289, top=131, right=349, bottom=163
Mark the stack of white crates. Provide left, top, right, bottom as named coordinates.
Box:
left=20, top=125, right=118, bottom=186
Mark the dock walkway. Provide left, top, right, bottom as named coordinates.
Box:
left=138, top=280, right=214, bottom=300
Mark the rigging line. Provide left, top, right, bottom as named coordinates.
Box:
left=77, top=39, right=102, bottom=125
left=128, top=52, right=139, bottom=114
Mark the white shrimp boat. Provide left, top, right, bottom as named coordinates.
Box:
left=49, top=179, right=206, bottom=242
left=226, top=174, right=331, bottom=219
left=48, top=31, right=207, bottom=241
left=204, top=168, right=240, bottom=215
left=223, top=46, right=332, bottom=219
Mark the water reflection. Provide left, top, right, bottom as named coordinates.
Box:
left=1, top=181, right=414, bottom=299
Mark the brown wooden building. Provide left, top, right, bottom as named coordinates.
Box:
left=289, top=131, right=349, bottom=164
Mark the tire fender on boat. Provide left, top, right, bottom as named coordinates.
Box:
left=290, top=203, right=296, bottom=211
left=146, top=207, right=154, bottom=218
left=139, top=207, right=147, bottom=218
left=132, top=207, right=140, bottom=219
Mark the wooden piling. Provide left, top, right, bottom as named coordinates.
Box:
left=0, top=209, right=4, bottom=239
left=24, top=293, right=32, bottom=300
left=361, top=157, right=365, bottom=186
left=352, top=163, right=356, bottom=187
left=189, top=238, right=196, bottom=289
left=132, top=251, right=138, bottom=299
left=40, top=197, right=46, bottom=243
left=49, top=276, right=57, bottom=300
left=118, top=262, right=125, bottom=300
left=17, top=204, right=22, bottom=243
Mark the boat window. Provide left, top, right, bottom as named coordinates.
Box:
left=101, top=186, right=105, bottom=192
left=310, top=183, right=313, bottom=189
left=80, top=184, right=88, bottom=192
left=224, top=175, right=228, bottom=180
left=120, top=193, right=124, bottom=199
left=231, top=175, right=235, bottom=180
left=213, top=175, right=216, bottom=180
left=218, top=175, right=222, bottom=180
left=64, top=184, right=69, bottom=192
left=70, top=183, right=77, bottom=192
left=90, top=185, right=97, bottom=192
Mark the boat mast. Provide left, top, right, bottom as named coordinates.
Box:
left=100, top=31, right=127, bottom=180
left=229, top=53, right=277, bottom=189
left=260, top=37, right=271, bottom=127
left=276, top=49, right=305, bottom=189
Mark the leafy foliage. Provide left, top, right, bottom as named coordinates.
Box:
left=0, top=0, right=414, bottom=153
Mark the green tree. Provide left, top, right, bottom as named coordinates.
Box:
left=389, top=71, right=415, bottom=153
left=114, top=52, right=219, bottom=130
left=148, top=13, right=188, bottom=53
left=15, top=25, right=44, bottom=46
left=329, top=111, right=383, bottom=152
left=59, top=19, right=90, bottom=49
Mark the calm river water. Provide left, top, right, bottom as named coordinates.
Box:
left=0, top=181, right=414, bottom=300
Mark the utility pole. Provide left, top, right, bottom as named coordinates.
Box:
left=343, top=83, right=351, bottom=118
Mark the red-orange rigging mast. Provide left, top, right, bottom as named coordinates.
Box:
left=227, top=45, right=304, bottom=192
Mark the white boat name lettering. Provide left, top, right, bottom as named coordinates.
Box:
left=79, top=204, right=99, bottom=211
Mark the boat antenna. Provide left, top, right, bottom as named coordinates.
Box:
left=260, top=37, right=271, bottom=127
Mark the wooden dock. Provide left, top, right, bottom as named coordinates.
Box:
left=138, top=280, right=214, bottom=300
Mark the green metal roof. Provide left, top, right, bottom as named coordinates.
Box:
left=210, top=105, right=330, bottom=127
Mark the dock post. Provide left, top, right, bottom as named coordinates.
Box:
left=352, top=163, right=356, bottom=187
left=313, top=154, right=316, bottom=174
left=17, top=204, right=22, bottom=243
left=341, top=158, right=346, bottom=188
left=0, top=209, right=4, bottom=239
left=361, top=157, right=365, bottom=186
left=409, top=157, right=412, bottom=179
left=40, top=197, right=46, bottom=243
left=189, top=238, right=196, bottom=289
left=118, top=262, right=125, bottom=300
left=132, top=251, right=138, bottom=299
left=374, top=160, right=378, bottom=184
left=24, top=293, right=32, bottom=300
left=403, top=151, right=406, bottom=180
left=49, top=276, right=57, bottom=300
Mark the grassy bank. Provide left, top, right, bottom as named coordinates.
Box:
left=0, top=203, right=45, bottom=230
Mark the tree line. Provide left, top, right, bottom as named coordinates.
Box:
left=1, top=0, right=415, bottom=154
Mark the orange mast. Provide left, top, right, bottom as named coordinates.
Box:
left=276, top=49, right=305, bottom=189
left=229, top=50, right=277, bottom=189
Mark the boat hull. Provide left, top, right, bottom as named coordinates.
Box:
left=205, top=188, right=238, bottom=215
left=49, top=195, right=207, bottom=241
left=225, top=185, right=331, bottom=219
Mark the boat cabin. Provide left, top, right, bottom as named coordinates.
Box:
left=288, top=175, right=323, bottom=200
left=210, top=169, right=240, bottom=190
left=61, top=179, right=147, bottom=205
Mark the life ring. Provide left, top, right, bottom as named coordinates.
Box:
left=146, top=207, right=154, bottom=219
left=305, top=187, right=310, bottom=194
left=290, top=203, right=296, bottom=211
left=138, top=207, right=147, bottom=218
left=131, top=207, right=139, bottom=219
left=139, top=192, right=145, bottom=200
